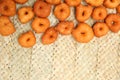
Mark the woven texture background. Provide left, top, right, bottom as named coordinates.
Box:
left=0, top=0, right=120, bottom=80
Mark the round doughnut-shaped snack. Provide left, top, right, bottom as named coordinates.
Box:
left=93, top=22, right=109, bottom=37
left=45, top=0, right=61, bottom=5
left=0, top=16, right=16, bottom=36
left=34, top=0, right=51, bottom=18
left=32, top=17, right=50, bottom=33
left=76, top=4, right=93, bottom=22
left=14, top=0, right=28, bottom=4
left=18, top=31, right=36, bottom=48
left=0, top=0, right=16, bottom=16
left=104, top=0, right=120, bottom=8
left=54, top=3, right=70, bottom=21
left=65, top=0, right=81, bottom=6
left=85, top=0, right=104, bottom=7
left=42, top=27, right=58, bottom=45
left=117, top=5, right=120, bottom=14
left=92, top=6, right=107, bottom=20
left=72, top=23, right=94, bottom=43
left=105, top=14, right=120, bottom=33
left=56, top=21, right=74, bottom=35
left=18, top=7, right=34, bottom=24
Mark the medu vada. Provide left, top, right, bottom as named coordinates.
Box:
left=92, top=6, right=107, bottom=20
left=56, top=21, right=74, bottom=35
left=0, top=16, right=16, bottom=36
left=33, top=0, right=51, bottom=18
left=76, top=4, right=93, bottom=22
left=72, top=23, right=94, bottom=43
left=18, top=31, right=36, bottom=48
left=105, top=14, right=120, bottom=33
left=41, top=27, right=58, bottom=45
left=104, top=0, right=120, bottom=8
left=0, top=0, right=16, bottom=16
left=18, top=7, right=34, bottom=24
left=32, top=17, right=50, bottom=33
left=93, top=22, right=109, bottom=37
left=54, top=3, right=70, bottom=21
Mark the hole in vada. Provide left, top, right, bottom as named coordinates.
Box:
left=81, top=32, right=86, bottom=35
left=4, top=22, right=8, bottom=25
left=110, top=0, right=114, bottom=2
left=65, top=27, right=68, bottom=29
left=39, top=23, right=43, bottom=26
left=50, top=35, right=53, bottom=38
left=25, top=12, right=28, bottom=15
left=27, top=38, right=30, bottom=42
left=39, top=7, right=42, bottom=9
left=4, top=5, right=8, bottom=11
left=99, top=13, right=102, bottom=16
left=111, top=21, right=116, bottom=25
left=60, top=9, right=64, bottom=12
left=99, top=27, right=103, bottom=31
left=82, top=12, right=85, bottom=16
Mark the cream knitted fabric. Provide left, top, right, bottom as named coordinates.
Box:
left=0, top=0, right=120, bottom=80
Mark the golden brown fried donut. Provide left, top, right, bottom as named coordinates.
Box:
left=41, top=27, right=58, bottom=45
left=65, top=0, right=81, bottom=6
left=104, top=0, right=120, bottom=8
left=85, top=0, right=104, bottom=7
left=18, top=31, right=36, bottom=48
left=54, top=3, right=70, bottom=21
left=76, top=4, right=93, bottom=22
left=18, top=7, right=34, bottom=24
left=45, top=0, right=61, bottom=5
left=105, top=14, right=120, bottom=33
left=56, top=21, right=74, bottom=35
left=117, top=5, right=120, bottom=13
left=14, top=0, right=28, bottom=4
left=0, top=16, right=16, bottom=36
left=72, top=23, right=94, bottom=43
left=92, top=6, right=107, bottom=20
left=33, top=0, right=51, bottom=18
left=0, top=0, right=16, bottom=16
left=32, top=17, right=50, bottom=33
left=93, top=22, right=109, bottom=37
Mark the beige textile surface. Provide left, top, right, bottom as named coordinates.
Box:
left=0, top=0, right=120, bottom=80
